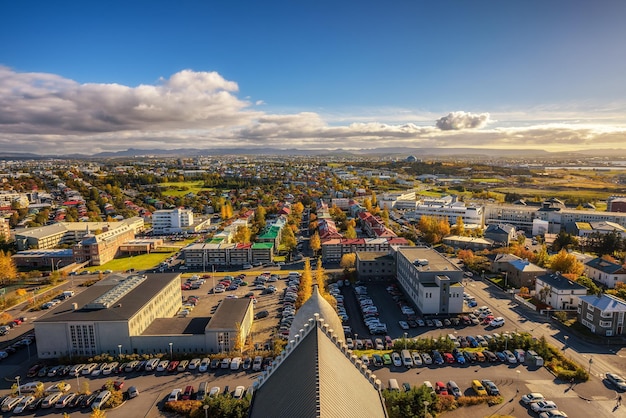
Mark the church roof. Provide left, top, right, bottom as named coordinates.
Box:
left=289, top=285, right=345, bottom=342
left=249, top=316, right=387, bottom=418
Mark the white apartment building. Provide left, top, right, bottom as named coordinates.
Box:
left=377, top=191, right=417, bottom=210
left=152, top=208, right=194, bottom=234
left=404, top=196, right=484, bottom=227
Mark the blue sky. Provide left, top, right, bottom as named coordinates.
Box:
left=2, top=0, right=626, bottom=155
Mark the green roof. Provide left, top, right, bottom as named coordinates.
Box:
left=252, top=242, right=275, bottom=249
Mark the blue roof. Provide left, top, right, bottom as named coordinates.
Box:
left=585, top=257, right=626, bottom=275
left=580, top=294, right=626, bottom=312
left=537, top=273, right=588, bottom=291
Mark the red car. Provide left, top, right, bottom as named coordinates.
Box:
left=182, top=385, right=194, bottom=400
left=443, top=353, right=455, bottom=364
left=435, top=381, right=448, bottom=395
left=167, top=361, right=179, bottom=372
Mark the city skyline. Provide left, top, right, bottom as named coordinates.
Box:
left=2, top=0, right=626, bottom=156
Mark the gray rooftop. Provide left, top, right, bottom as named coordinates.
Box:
left=250, top=324, right=387, bottom=418
left=537, top=273, right=588, bottom=291
left=34, top=273, right=180, bottom=323
left=289, top=285, right=345, bottom=342
left=398, top=247, right=461, bottom=273
left=205, top=298, right=252, bottom=330
left=142, top=317, right=211, bottom=335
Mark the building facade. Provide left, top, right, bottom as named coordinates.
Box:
left=584, top=257, right=626, bottom=289
left=395, top=247, right=464, bottom=315
left=355, top=252, right=396, bottom=281
left=152, top=208, right=194, bottom=234
left=535, top=273, right=588, bottom=311
left=578, top=294, right=626, bottom=337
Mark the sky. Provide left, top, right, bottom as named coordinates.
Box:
left=1, top=0, right=626, bottom=156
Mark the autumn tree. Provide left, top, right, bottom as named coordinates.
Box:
left=296, top=258, right=313, bottom=309
left=548, top=249, right=584, bottom=276
left=254, top=206, right=266, bottom=230
left=371, top=191, right=377, bottom=207
left=280, top=226, right=297, bottom=253
left=340, top=253, right=356, bottom=271
left=0, top=250, right=18, bottom=285
left=232, top=226, right=252, bottom=244
left=576, top=276, right=602, bottom=295
left=345, top=225, right=357, bottom=239
left=90, top=408, right=107, bottom=418
left=417, top=216, right=450, bottom=244
left=451, top=216, right=465, bottom=236
left=309, top=231, right=321, bottom=255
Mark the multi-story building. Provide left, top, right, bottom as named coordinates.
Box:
left=73, top=222, right=137, bottom=266
left=404, top=197, right=484, bottom=227
left=607, top=196, right=626, bottom=213
left=584, top=257, right=626, bottom=289
left=0, top=217, right=9, bottom=242
left=377, top=191, right=416, bottom=210
left=14, top=217, right=144, bottom=251
left=321, top=237, right=408, bottom=263
left=578, top=294, right=626, bottom=337
left=182, top=241, right=274, bottom=268
left=535, top=272, right=588, bottom=311
left=152, top=208, right=194, bottom=234
left=489, top=253, right=546, bottom=289
left=0, top=191, right=29, bottom=208
left=355, top=252, right=396, bottom=281
left=395, top=247, right=464, bottom=315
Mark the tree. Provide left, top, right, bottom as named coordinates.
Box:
left=309, top=231, right=321, bottom=255
left=551, top=231, right=579, bottom=252
left=90, top=408, right=107, bottom=418
left=254, top=206, right=266, bottom=230
left=232, top=226, right=252, bottom=244
left=344, top=225, right=357, bottom=239
left=548, top=249, right=584, bottom=276
left=0, top=250, right=18, bottom=285
left=296, top=258, right=313, bottom=309
left=539, top=285, right=552, bottom=304
left=576, top=276, right=601, bottom=295
left=340, top=253, right=356, bottom=271
left=417, top=215, right=450, bottom=244
left=280, top=226, right=297, bottom=253
left=371, top=191, right=377, bottom=207
left=451, top=216, right=465, bottom=236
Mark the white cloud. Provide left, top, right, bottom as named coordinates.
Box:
left=435, top=111, right=491, bottom=130
left=1, top=66, right=626, bottom=155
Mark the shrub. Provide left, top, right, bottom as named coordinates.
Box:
left=164, top=400, right=203, bottom=416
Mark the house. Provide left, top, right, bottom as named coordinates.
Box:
left=578, top=294, right=626, bottom=337
left=484, top=224, right=517, bottom=246
left=584, top=257, right=626, bottom=289
left=489, top=253, right=546, bottom=288
left=442, top=235, right=493, bottom=251
left=535, top=272, right=588, bottom=311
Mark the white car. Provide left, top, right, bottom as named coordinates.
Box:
left=411, top=351, right=423, bottom=366
left=503, top=350, right=517, bottom=363
left=521, top=392, right=545, bottom=405
left=198, top=358, right=210, bottom=372
left=188, top=358, right=201, bottom=370
left=399, top=320, right=410, bottom=330
left=531, top=400, right=558, bottom=413
left=490, top=317, right=505, bottom=327
left=391, top=352, right=402, bottom=367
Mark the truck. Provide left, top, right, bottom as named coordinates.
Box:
left=61, top=291, right=74, bottom=299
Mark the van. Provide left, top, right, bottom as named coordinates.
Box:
left=388, top=379, right=400, bottom=391
left=62, top=291, right=75, bottom=299
left=525, top=350, right=544, bottom=366
left=447, top=334, right=460, bottom=347
left=401, top=350, right=413, bottom=368
left=472, top=380, right=488, bottom=396
left=19, top=381, right=44, bottom=393
left=423, top=381, right=435, bottom=393
left=514, top=349, right=526, bottom=363
left=474, top=351, right=486, bottom=362
left=1, top=396, right=24, bottom=412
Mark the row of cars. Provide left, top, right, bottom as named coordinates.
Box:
left=521, top=392, right=569, bottom=418
left=166, top=382, right=248, bottom=403
left=1, top=389, right=113, bottom=414
left=276, top=273, right=301, bottom=339
left=0, top=331, right=34, bottom=362
left=354, top=285, right=388, bottom=334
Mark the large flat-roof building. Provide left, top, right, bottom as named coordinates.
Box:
left=33, top=273, right=253, bottom=358
left=395, top=247, right=464, bottom=315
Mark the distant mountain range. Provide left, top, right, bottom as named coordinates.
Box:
left=1, top=147, right=626, bottom=160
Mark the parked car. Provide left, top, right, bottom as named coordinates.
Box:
left=522, top=392, right=546, bottom=405
left=391, top=352, right=402, bottom=367
left=481, top=379, right=500, bottom=396
left=531, top=400, right=559, bottom=413
left=606, top=372, right=626, bottom=391
left=447, top=381, right=462, bottom=397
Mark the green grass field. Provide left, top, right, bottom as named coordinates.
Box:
left=87, top=251, right=177, bottom=272
left=157, top=181, right=213, bottom=197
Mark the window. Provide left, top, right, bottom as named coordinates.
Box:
left=599, top=320, right=612, bottom=328
left=586, top=313, right=594, bottom=321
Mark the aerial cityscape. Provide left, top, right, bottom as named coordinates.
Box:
left=1, top=1, right=626, bottom=418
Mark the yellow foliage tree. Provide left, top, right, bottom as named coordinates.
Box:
left=16, top=288, right=27, bottom=297
left=90, top=408, right=107, bottom=418
left=309, top=231, right=321, bottom=255
left=296, top=258, right=313, bottom=309
left=548, top=249, right=584, bottom=276
left=340, top=253, right=356, bottom=271
left=0, top=250, right=18, bottom=285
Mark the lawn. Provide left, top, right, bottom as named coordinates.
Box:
left=88, top=251, right=177, bottom=272
left=157, top=181, right=213, bottom=197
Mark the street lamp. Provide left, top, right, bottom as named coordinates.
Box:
left=118, top=344, right=122, bottom=358
left=354, top=333, right=358, bottom=349
left=404, top=332, right=408, bottom=350
left=15, top=376, right=21, bottom=396
left=169, top=342, right=173, bottom=360
left=504, top=335, right=509, bottom=351
left=203, top=404, right=209, bottom=418
left=564, top=335, right=569, bottom=349
left=423, top=400, right=430, bottom=417
left=588, top=356, right=593, bottom=375
left=516, top=370, right=521, bottom=393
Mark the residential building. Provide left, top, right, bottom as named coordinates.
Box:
left=574, top=221, right=626, bottom=238
left=12, top=248, right=74, bottom=271
left=584, top=257, right=626, bottom=289
left=321, top=237, right=408, bottom=263
left=607, top=196, right=626, bottom=213
left=395, top=247, right=464, bottom=315
left=377, top=191, right=416, bottom=210
left=578, top=294, right=626, bottom=337
left=442, top=235, right=494, bottom=251
left=489, top=253, right=546, bottom=289
left=0, top=190, right=29, bottom=208
left=355, top=252, right=396, bottom=281
left=484, top=223, right=517, bottom=246
left=535, top=272, right=588, bottom=311
left=72, top=223, right=137, bottom=266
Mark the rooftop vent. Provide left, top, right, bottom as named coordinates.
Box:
left=84, top=274, right=147, bottom=310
